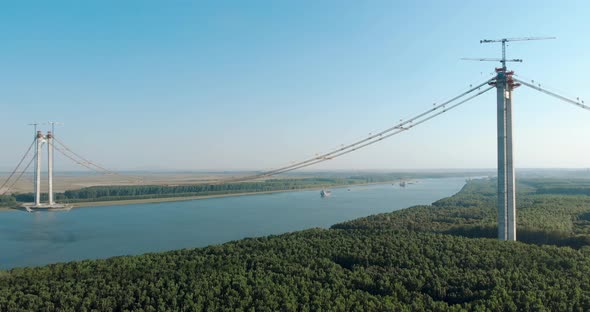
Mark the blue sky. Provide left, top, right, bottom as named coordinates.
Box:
left=1, top=1, right=589, bottom=171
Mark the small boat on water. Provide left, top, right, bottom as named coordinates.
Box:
left=399, top=181, right=407, bottom=187
left=320, top=189, right=332, bottom=198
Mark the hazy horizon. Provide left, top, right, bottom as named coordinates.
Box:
left=2, top=167, right=589, bottom=175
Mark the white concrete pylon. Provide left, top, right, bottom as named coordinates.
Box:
left=47, top=131, right=54, bottom=205
left=34, top=131, right=45, bottom=207
left=496, top=70, right=517, bottom=241
left=505, top=89, right=516, bottom=241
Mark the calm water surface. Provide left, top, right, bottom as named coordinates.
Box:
left=0, top=177, right=466, bottom=269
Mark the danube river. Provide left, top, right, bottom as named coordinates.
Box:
left=0, top=177, right=466, bottom=270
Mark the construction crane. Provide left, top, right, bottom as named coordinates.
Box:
left=45, top=122, right=64, bottom=173
left=461, top=57, right=523, bottom=64
left=46, top=121, right=64, bottom=134
left=477, top=36, right=556, bottom=69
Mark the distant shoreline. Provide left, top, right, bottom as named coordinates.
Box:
left=0, top=179, right=413, bottom=211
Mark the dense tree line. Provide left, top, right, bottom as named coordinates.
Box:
left=2, top=177, right=590, bottom=310
left=1, top=172, right=488, bottom=207
left=524, top=178, right=590, bottom=196
left=2, top=228, right=590, bottom=311
left=3, top=177, right=391, bottom=206
left=334, top=178, right=590, bottom=249
left=0, top=195, right=15, bottom=206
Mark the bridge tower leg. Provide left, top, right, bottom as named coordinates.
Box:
left=47, top=131, right=54, bottom=205
left=34, top=131, right=44, bottom=207
left=505, top=86, right=516, bottom=241
left=496, top=69, right=517, bottom=241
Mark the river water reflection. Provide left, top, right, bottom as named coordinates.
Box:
left=0, top=177, right=466, bottom=269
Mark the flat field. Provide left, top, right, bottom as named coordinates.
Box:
left=0, top=172, right=251, bottom=194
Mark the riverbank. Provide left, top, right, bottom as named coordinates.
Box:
left=0, top=177, right=465, bottom=270
left=1, top=179, right=412, bottom=211
left=2, top=177, right=588, bottom=311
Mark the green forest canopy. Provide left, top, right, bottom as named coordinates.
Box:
left=2, top=178, right=590, bottom=311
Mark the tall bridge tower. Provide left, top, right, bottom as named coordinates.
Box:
left=22, top=130, right=71, bottom=211
left=494, top=68, right=518, bottom=241
left=474, top=37, right=554, bottom=241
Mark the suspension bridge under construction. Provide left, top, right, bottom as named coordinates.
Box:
left=1, top=37, right=589, bottom=241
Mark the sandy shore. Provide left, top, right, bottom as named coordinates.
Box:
left=1, top=180, right=407, bottom=211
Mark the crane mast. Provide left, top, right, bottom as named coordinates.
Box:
left=479, top=37, right=556, bottom=69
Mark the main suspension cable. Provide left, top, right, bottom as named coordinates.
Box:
left=281, top=86, right=496, bottom=174
left=211, top=83, right=494, bottom=184
left=514, top=78, right=590, bottom=112
left=51, top=142, right=141, bottom=183
left=32, top=78, right=494, bottom=188
left=246, top=78, right=494, bottom=179
left=0, top=139, right=36, bottom=194
left=1, top=151, right=37, bottom=195
left=52, top=137, right=117, bottom=175
left=52, top=143, right=107, bottom=174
